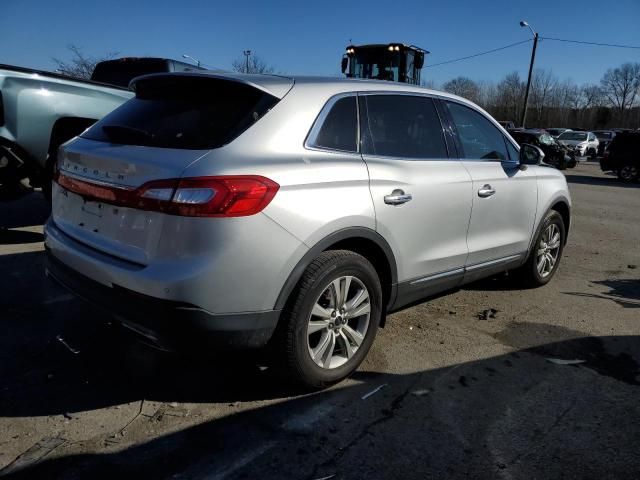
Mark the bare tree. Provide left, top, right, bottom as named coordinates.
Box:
left=530, top=69, right=557, bottom=125
left=442, top=77, right=480, bottom=103
left=231, top=53, right=275, bottom=74
left=496, top=72, right=525, bottom=121
left=600, top=63, right=640, bottom=121
left=52, top=44, right=118, bottom=79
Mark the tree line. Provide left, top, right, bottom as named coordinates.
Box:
left=52, top=46, right=639, bottom=130
left=437, top=63, right=640, bottom=129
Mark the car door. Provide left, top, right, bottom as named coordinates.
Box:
left=441, top=100, right=538, bottom=281
left=359, top=93, right=473, bottom=305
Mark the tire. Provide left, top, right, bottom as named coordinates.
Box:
left=617, top=165, right=639, bottom=183
left=279, top=250, right=382, bottom=389
left=515, top=210, right=566, bottom=288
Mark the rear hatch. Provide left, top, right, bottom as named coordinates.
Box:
left=52, top=73, right=292, bottom=265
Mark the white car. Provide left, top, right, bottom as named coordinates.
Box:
left=557, top=131, right=599, bottom=159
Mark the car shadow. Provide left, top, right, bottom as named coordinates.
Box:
left=564, top=173, right=640, bottom=189
left=0, top=192, right=49, bottom=229
left=562, top=278, right=640, bottom=309
left=1, top=332, right=639, bottom=479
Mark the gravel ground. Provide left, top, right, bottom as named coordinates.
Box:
left=0, top=162, right=638, bottom=479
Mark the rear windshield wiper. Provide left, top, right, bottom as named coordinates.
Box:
left=101, top=125, right=155, bottom=144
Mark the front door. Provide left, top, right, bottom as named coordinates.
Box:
left=442, top=100, right=538, bottom=279
left=359, top=93, right=473, bottom=304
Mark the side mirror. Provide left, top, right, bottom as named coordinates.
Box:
left=341, top=57, right=348, bottom=74
left=415, top=52, right=425, bottom=69
left=520, top=143, right=545, bottom=166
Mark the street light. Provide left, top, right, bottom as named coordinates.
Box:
left=182, top=54, right=201, bottom=67
left=520, top=20, right=539, bottom=128
left=243, top=50, right=252, bottom=74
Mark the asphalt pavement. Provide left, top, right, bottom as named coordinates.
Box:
left=0, top=162, right=638, bottom=479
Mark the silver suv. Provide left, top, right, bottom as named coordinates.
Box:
left=45, top=72, right=571, bottom=388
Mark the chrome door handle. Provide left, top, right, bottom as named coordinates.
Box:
left=384, top=189, right=412, bottom=205
left=478, top=184, right=496, bottom=198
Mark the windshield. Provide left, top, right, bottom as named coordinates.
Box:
left=539, top=133, right=556, bottom=146
left=594, top=131, right=612, bottom=140
left=559, top=132, right=587, bottom=141
left=349, top=47, right=400, bottom=82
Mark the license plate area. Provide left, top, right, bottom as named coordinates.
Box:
left=81, top=201, right=104, bottom=218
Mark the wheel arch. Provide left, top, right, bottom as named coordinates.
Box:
left=274, top=227, right=398, bottom=323
left=526, top=197, right=571, bottom=261
left=46, top=117, right=98, bottom=169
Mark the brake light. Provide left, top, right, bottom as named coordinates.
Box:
left=55, top=173, right=279, bottom=217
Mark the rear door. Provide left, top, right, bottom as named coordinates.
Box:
left=442, top=100, right=537, bottom=279
left=359, top=93, right=472, bottom=303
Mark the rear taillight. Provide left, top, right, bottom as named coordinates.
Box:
left=55, top=173, right=279, bottom=217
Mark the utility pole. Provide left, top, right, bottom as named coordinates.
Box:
left=243, top=50, right=252, bottom=73
left=520, top=21, right=538, bottom=128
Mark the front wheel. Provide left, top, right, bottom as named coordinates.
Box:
left=515, top=210, right=565, bottom=287
left=280, top=250, right=382, bottom=389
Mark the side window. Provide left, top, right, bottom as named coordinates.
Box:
left=445, top=101, right=508, bottom=161
left=360, top=95, right=447, bottom=159
left=310, top=96, right=358, bottom=152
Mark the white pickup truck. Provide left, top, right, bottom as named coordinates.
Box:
left=0, top=58, right=204, bottom=199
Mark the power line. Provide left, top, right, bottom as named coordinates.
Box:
left=541, top=36, right=640, bottom=50
left=425, top=39, right=532, bottom=68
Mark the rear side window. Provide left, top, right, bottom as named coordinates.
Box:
left=360, top=95, right=447, bottom=159
left=308, top=96, right=358, bottom=152
left=445, top=101, right=508, bottom=161
left=82, top=76, right=278, bottom=149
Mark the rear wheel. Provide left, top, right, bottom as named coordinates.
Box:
left=515, top=210, right=565, bottom=287
left=617, top=165, right=639, bottom=183
left=279, top=250, right=382, bottom=389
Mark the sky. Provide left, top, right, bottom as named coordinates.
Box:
left=1, top=0, right=639, bottom=87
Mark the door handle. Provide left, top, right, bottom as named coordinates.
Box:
left=384, top=189, right=412, bottom=205
left=478, top=184, right=496, bottom=198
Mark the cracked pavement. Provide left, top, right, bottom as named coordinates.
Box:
left=0, top=163, right=639, bottom=479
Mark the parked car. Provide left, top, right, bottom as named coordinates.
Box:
left=91, top=57, right=206, bottom=88
left=546, top=128, right=572, bottom=138
left=509, top=129, right=576, bottom=170
left=557, top=131, right=599, bottom=159
left=0, top=63, right=132, bottom=197
left=45, top=73, right=571, bottom=388
left=593, top=130, right=616, bottom=156
left=0, top=58, right=205, bottom=199
left=600, top=131, right=640, bottom=182
left=498, top=120, right=516, bottom=129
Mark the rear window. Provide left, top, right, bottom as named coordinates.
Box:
left=82, top=76, right=279, bottom=150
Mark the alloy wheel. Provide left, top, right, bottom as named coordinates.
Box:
left=536, top=223, right=561, bottom=278
left=306, top=275, right=371, bottom=369
left=620, top=166, right=639, bottom=181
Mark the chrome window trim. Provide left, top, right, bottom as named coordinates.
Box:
left=304, top=92, right=360, bottom=155
left=357, top=91, right=453, bottom=162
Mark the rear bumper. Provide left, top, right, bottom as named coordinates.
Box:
left=45, top=250, right=280, bottom=350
